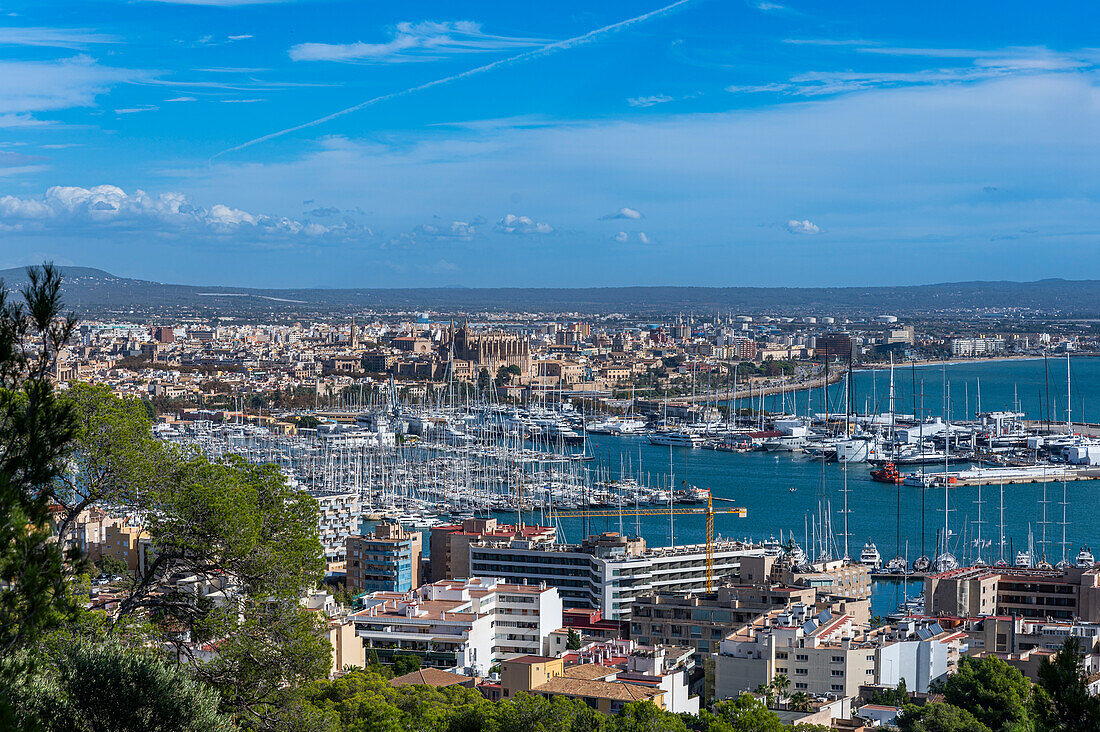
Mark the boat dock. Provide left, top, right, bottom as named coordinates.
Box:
left=921, top=465, right=1100, bottom=486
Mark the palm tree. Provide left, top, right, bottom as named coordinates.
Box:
left=772, top=674, right=790, bottom=707
left=789, top=691, right=813, bottom=712
left=754, top=683, right=777, bottom=708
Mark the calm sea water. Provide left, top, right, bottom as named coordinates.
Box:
left=514, top=357, right=1100, bottom=616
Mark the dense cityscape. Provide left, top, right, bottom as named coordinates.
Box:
left=0, top=263, right=1096, bottom=731
left=5, top=0, right=1100, bottom=729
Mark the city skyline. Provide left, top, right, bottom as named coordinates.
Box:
left=1, top=1, right=1099, bottom=287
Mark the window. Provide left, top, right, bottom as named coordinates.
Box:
left=831, top=684, right=843, bottom=691
left=831, top=656, right=843, bottom=663
left=795, top=683, right=807, bottom=689
left=831, top=670, right=844, bottom=677
left=795, top=668, right=808, bottom=675
left=776, top=667, right=788, bottom=674
left=796, top=654, right=807, bottom=661
left=776, top=652, right=788, bottom=660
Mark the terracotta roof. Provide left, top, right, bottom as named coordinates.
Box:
left=508, top=654, right=556, bottom=664
left=562, top=663, right=619, bottom=680
left=389, top=668, right=471, bottom=688
left=534, top=676, right=663, bottom=702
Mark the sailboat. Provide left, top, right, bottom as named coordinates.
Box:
left=993, top=481, right=1009, bottom=567
left=932, top=364, right=958, bottom=574
left=1015, top=525, right=1034, bottom=568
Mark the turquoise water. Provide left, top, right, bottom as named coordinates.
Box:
left=521, top=357, right=1100, bottom=616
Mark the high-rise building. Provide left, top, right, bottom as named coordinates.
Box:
left=345, top=521, right=423, bottom=593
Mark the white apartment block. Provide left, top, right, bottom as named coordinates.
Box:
left=470, top=532, right=763, bottom=621
left=350, top=577, right=562, bottom=675
left=950, top=337, right=1006, bottom=357
left=714, top=606, right=964, bottom=700
left=312, top=491, right=360, bottom=562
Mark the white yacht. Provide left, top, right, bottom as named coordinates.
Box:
left=648, top=430, right=704, bottom=447
left=610, top=418, right=648, bottom=435
left=1014, top=550, right=1032, bottom=568
left=1076, top=547, right=1095, bottom=568
left=762, top=536, right=784, bottom=557
left=835, top=436, right=882, bottom=463
left=761, top=434, right=808, bottom=452
left=859, top=540, right=882, bottom=570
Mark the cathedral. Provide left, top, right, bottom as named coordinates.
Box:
left=445, top=320, right=530, bottom=376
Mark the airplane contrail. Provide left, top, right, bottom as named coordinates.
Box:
left=212, top=0, right=695, bottom=160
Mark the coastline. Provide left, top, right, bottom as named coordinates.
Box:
left=855, top=355, right=1045, bottom=371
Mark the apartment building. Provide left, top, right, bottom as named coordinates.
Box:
left=345, top=520, right=423, bottom=593
left=714, top=605, right=877, bottom=700
left=500, top=655, right=667, bottom=714
left=714, top=606, right=964, bottom=700
left=963, top=615, right=1100, bottom=684
left=737, top=553, right=873, bottom=602
left=469, top=532, right=764, bottom=621
left=630, top=584, right=869, bottom=657
left=349, top=577, right=562, bottom=675
left=429, top=518, right=556, bottom=582
left=925, top=565, right=1100, bottom=621
left=950, top=337, right=1006, bottom=357
left=560, top=639, right=700, bottom=713
left=312, top=491, right=361, bottom=562
left=102, top=523, right=151, bottom=573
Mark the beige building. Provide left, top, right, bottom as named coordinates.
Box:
left=102, top=523, right=150, bottom=572
left=738, top=554, right=873, bottom=603
left=714, top=605, right=876, bottom=700
left=501, top=655, right=667, bottom=714
left=925, top=566, right=1100, bottom=621
left=631, top=584, right=870, bottom=657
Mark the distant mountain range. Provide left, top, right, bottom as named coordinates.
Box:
left=2, top=266, right=1098, bottom=317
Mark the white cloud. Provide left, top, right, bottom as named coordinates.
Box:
left=747, top=45, right=1099, bottom=98
left=0, top=27, right=117, bottom=48
left=601, top=206, right=644, bottom=220
left=165, top=96, right=197, bottom=102
left=496, top=213, right=553, bottom=235
left=725, top=82, right=792, bottom=94
left=289, top=21, right=547, bottom=63
left=115, top=105, right=158, bottom=114
left=628, top=94, right=674, bottom=108
left=228, top=34, right=253, bottom=41
left=613, top=231, right=652, bottom=244
left=787, top=219, right=821, bottom=234
left=0, top=185, right=362, bottom=241
left=415, top=220, right=477, bottom=240
left=0, top=56, right=142, bottom=119
left=753, top=2, right=786, bottom=11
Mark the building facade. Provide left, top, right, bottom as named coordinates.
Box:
left=345, top=520, right=423, bottom=594
left=469, top=532, right=764, bottom=621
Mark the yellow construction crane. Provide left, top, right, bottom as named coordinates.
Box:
left=552, top=492, right=747, bottom=591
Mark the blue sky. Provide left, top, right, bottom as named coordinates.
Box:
left=1, top=0, right=1099, bottom=288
